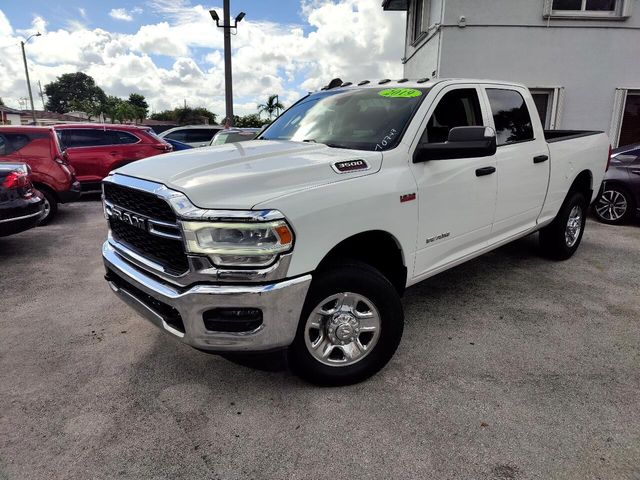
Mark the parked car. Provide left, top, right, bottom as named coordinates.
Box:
left=210, top=128, right=260, bottom=146
left=593, top=143, right=640, bottom=224
left=54, top=124, right=172, bottom=193
left=0, top=163, right=44, bottom=237
left=159, top=125, right=222, bottom=148
left=101, top=79, right=609, bottom=386
left=164, top=138, right=193, bottom=151
left=0, top=126, right=81, bottom=224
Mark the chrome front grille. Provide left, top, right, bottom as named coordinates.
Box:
left=103, top=182, right=189, bottom=276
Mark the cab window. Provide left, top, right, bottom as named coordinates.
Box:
left=486, top=89, right=534, bottom=146
left=420, top=89, right=483, bottom=144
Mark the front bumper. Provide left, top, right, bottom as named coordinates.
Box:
left=102, top=241, right=312, bottom=352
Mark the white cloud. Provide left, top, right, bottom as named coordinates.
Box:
left=109, top=8, right=133, bottom=22
left=0, top=1, right=406, bottom=116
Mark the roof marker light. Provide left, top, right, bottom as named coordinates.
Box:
left=417, top=77, right=430, bottom=83
left=378, top=79, right=391, bottom=84
left=357, top=80, right=370, bottom=86
left=397, top=78, right=409, bottom=83
left=341, top=82, right=353, bottom=87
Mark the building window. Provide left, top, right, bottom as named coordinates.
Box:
left=618, top=92, right=640, bottom=147
left=545, top=0, right=633, bottom=18
left=486, top=89, right=534, bottom=146
left=530, top=88, right=563, bottom=129
left=411, top=0, right=429, bottom=44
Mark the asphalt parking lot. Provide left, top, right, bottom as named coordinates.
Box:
left=1, top=199, right=639, bottom=480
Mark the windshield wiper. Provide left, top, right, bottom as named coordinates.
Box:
left=303, top=139, right=348, bottom=149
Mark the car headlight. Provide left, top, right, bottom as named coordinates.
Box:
left=181, top=220, right=294, bottom=267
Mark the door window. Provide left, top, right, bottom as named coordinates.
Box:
left=184, top=129, right=218, bottom=143
left=420, top=88, right=482, bottom=144
left=0, top=133, right=33, bottom=155
left=164, top=131, right=186, bottom=142
left=61, top=129, right=111, bottom=148
left=486, top=89, right=534, bottom=146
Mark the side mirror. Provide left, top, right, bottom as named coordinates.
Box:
left=413, top=126, right=497, bottom=163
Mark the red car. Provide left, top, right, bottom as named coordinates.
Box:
left=54, top=124, right=172, bottom=192
left=0, top=126, right=81, bottom=224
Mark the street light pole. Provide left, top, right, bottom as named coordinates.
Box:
left=210, top=3, right=245, bottom=128
left=20, top=32, right=41, bottom=125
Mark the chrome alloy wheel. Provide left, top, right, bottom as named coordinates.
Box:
left=304, top=292, right=381, bottom=367
left=565, top=205, right=583, bottom=247
left=595, top=190, right=628, bottom=222
left=41, top=197, right=51, bottom=220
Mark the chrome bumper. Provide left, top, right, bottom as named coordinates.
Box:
left=102, top=241, right=312, bottom=352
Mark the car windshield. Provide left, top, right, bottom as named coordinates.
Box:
left=258, top=87, right=429, bottom=151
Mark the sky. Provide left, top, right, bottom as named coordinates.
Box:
left=0, top=0, right=406, bottom=117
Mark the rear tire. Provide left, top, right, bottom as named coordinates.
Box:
left=593, top=185, right=634, bottom=225
left=539, top=191, right=587, bottom=260
left=37, top=188, right=58, bottom=226
left=289, top=261, right=404, bottom=386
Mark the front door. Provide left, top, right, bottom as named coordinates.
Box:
left=411, top=86, right=498, bottom=280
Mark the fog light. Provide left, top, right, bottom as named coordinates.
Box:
left=203, top=308, right=263, bottom=332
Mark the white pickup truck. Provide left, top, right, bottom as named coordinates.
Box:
left=102, top=79, right=610, bottom=385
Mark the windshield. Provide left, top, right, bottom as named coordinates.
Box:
left=258, top=87, right=429, bottom=151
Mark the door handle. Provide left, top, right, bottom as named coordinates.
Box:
left=631, top=169, right=640, bottom=176
left=533, top=155, right=549, bottom=163
left=475, top=166, right=496, bottom=177
left=109, top=151, right=119, bottom=156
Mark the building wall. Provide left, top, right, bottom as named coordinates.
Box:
left=402, top=0, right=640, bottom=143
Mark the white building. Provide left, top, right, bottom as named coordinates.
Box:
left=382, top=0, right=640, bottom=147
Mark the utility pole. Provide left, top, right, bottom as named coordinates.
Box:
left=210, top=3, right=245, bottom=127
left=20, top=32, right=41, bottom=125
left=37, top=80, right=45, bottom=110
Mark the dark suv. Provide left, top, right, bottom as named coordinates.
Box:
left=0, top=127, right=80, bottom=224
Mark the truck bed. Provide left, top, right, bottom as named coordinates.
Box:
left=544, top=130, right=604, bottom=143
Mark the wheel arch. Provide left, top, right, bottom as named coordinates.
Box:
left=316, top=230, right=408, bottom=295
left=32, top=182, right=59, bottom=201
left=568, top=169, right=594, bottom=203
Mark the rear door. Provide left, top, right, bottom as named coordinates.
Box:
left=61, top=129, right=117, bottom=184
left=481, top=86, right=550, bottom=244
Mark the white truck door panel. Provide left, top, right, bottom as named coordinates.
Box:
left=483, top=86, right=550, bottom=242
left=410, top=86, right=497, bottom=279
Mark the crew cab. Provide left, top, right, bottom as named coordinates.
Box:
left=0, top=126, right=80, bottom=224
left=101, top=79, right=609, bottom=385
left=54, top=124, right=172, bottom=192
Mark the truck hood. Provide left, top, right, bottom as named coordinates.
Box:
left=115, top=140, right=382, bottom=209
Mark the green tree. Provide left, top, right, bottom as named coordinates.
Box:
left=114, top=102, right=136, bottom=124
left=257, top=94, right=284, bottom=120
left=0, top=97, right=4, bottom=106
left=234, top=114, right=269, bottom=128
left=127, top=93, right=149, bottom=120
left=150, top=106, right=218, bottom=125
left=44, top=72, right=106, bottom=113
left=69, top=98, right=104, bottom=121
left=102, top=95, right=122, bottom=123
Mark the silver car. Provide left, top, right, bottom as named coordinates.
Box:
left=210, top=128, right=260, bottom=146
left=159, top=125, right=222, bottom=148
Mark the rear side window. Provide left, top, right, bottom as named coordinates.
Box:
left=109, top=131, right=139, bottom=144
left=0, top=133, right=35, bottom=155
left=486, top=89, right=534, bottom=146
left=61, top=129, right=110, bottom=148
left=421, top=88, right=483, bottom=144
left=164, top=131, right=186, bottom=142
left=184, top=129, right=217, bottom=143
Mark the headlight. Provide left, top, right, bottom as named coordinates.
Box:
left=182, top=220, right=294, bottom=267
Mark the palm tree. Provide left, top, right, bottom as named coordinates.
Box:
left=257, top=94, right=284, bottom=120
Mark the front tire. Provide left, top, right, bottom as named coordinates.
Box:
left=289, top=261, right=404, bottom=386
left=593, top=185, right=634, bottom=225
left=539, top=191, right=587, bottom=260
